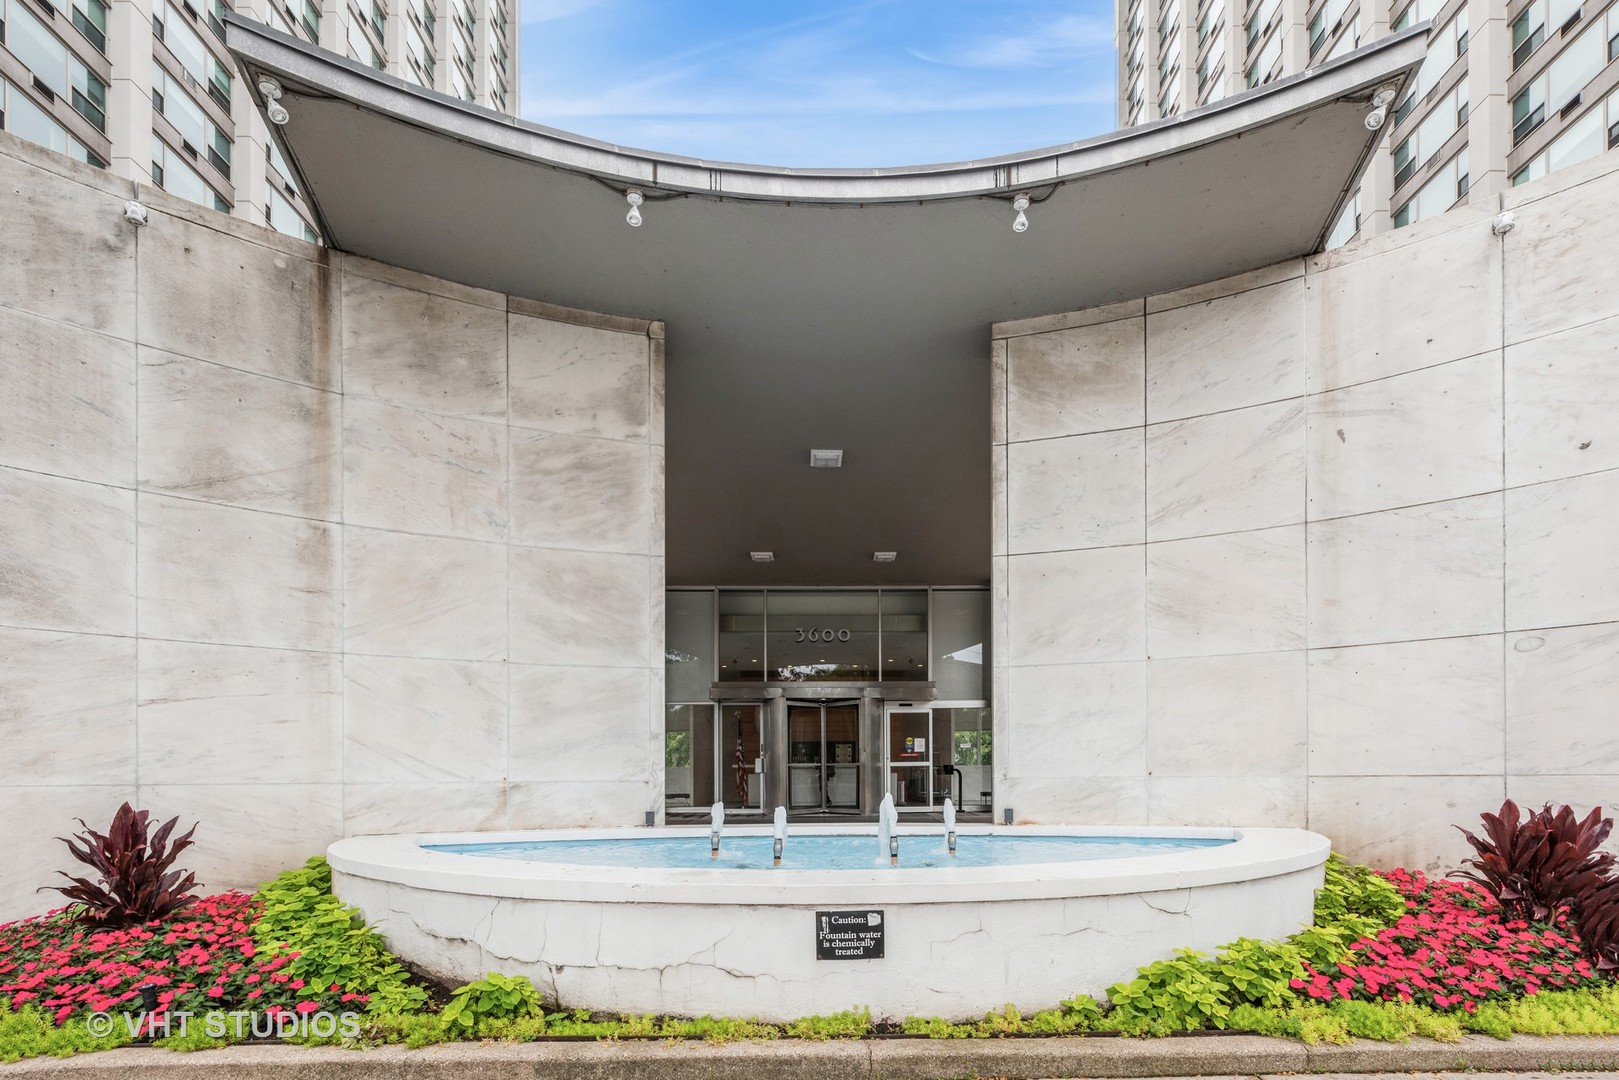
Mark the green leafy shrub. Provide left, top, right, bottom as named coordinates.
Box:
left=48, top=803, right=199, bottom=927
left=899, top=1015, right=970, bottom=1038
left=1107, top=949, right=1230, bottom=1032
left=254, top=858, right=428, bottom=1013
left=1212, top=938, right=1306, bottom=1008
left=439, top=973, right=543, bottom=1036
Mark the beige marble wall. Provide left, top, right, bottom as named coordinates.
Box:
left=994, top=152, right=1619, bottom=872
left=0, top=134, right=663, bottom=919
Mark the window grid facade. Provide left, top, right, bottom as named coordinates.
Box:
left=1118, top=0, right=1619, bottom=244
left=0, top=0, right=517, bottom=243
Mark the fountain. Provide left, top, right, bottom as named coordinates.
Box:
left=330, top=822, right=1330, bottom=1021
left=709, top=801, right=724, bottom=858
left=943, top=797, right=957, bottom=856
left=772, top=806, right=787, bottom=866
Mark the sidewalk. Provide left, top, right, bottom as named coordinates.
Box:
left=4, top=1034, right=1619, bottom=1079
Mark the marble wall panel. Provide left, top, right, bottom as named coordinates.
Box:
left=341, top=273, right=508, bottom=419
left=1307, top=636, right=1504, bottom=776
left=1147, top=651, right=1306, bottom=776
left=344, top=783, right=510, bottom=835
left=139, top=350, right=340, bottom=519
left=511, top=431, right=653, bottom=554
left=0, top=147, right=136, bottom=338
left=509, top=548, right=651, bottom=667
left=1308, top=776, right=1505, bottom=871
left=1505, top=315, right=1619, bottom=486
left=138, top=494, right=339, bottom=651
left=997, top=777, right=1150, bottom=824
left=1005, top=318, right=1145, bottom=441
left=1506, top=469, right=1619, bottom=631
left=507, top=781, right=654, bottom=828
left=1506, top=622, right=1619, bottom=775
left=1002, top=662, right=1147, bottom=778
left=0, top=467, right=135, bottom=635
left=509, top=315, right=650, bottom=441
left=1307, top=494, right=1503, bottom=649
left=1146, top=278, right=1305, bottom=421
left=1148, top=777, right=1306, bottom=827
left=0, top=786, right=134, bottom=920
left=1504, top=166, right=1619, bottom=343
left=1006, top=428, right=1144, bottom=554
left=138, top=640, right=341, bottom=784
left=137, top=211, right=338, bottom=389
left=1005, top=547, right=1146, bottom=666
left=344, top=656, right=507, bottom=782
left=343, top=527, right=506, bottom=661
left=1306, top=353, right=1502, bottom=521
left=1146, top=400, right=1305, bottom=541
left=1305, top=220, right=1501, bottom=393
left=1146, top=526, right=1305, bottom=658
left=0, top=627, right=135, bottom=784
left=0, top=307, right=136, bottom=487
left=508, top=665, right=653, bottom=783
left=139, top=783, right=344, bottom=892
left=343, top=397, right=508, bottom=541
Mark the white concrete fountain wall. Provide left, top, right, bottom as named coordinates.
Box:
left=329, top=826, right=1328, bottom=1021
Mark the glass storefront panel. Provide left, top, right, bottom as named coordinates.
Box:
left=880, top=589, right=929, bottom=681
left=666, top=590, right=715, bottom=700
left=766, top=591, right=878, bottom=681
left=932, top=589, right=989, bottom=699
left=938, top=707, right=993, bottom=811
left=717, top=591, right=765, bottom=682
left=663, top=703, right=714, bottom=810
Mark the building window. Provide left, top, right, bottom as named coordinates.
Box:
left=153, top=0, right=232, bottom=106
left=70, top=0, right=107, bottom=52
left=1393, top=85, right=1466, bottom=188
left=150, top=133, right=229, bottom=212
left=1325, top=190, right=1360, bottom=248
left=1512, top=17, right=1606, bottom=145
left=0, top=75, right=102, bottom=163
left=1393, top=147, right=1468, bottom=227
left=6, top=0, right=108, bottom=131
left=151, top=62, right=231, bottom=178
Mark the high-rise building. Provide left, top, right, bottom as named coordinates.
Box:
left=1117, top=0, right=1619, bottom=244
left=0, top=0, right=517, bottom=241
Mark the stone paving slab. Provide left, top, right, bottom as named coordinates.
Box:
left=2, top=1035, right=1618, bottom=1079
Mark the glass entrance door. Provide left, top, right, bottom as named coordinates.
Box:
left=720, top=703, right=765, bottom=813
left=885, top=705, right=934, bottom=812
left=786, top=700, right=862, bottom=813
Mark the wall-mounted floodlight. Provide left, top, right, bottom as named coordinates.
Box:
left=1011, top=193, right=1031, bottom=233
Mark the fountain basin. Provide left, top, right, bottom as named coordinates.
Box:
left=328, top=825, right=1330, bottom=1021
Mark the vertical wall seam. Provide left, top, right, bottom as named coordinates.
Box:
left=1498, top=215, right=1509, bottom=807
left=503, top=304, right=513, bottom=830
left=1300, top=261, right=1313, bottom=836
left=335, top=253, right=348, bottom=836
left=1140, top=302, right=1152, bottom=823
left=132, top=196, right=142, bottom=808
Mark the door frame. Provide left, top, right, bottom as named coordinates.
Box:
left=883, top=703, right=935, bottom=813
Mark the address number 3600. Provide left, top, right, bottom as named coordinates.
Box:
left=794, top=628, right=852, bottom=642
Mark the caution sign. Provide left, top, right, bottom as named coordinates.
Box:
left=816, top=910, right=885, bottom=960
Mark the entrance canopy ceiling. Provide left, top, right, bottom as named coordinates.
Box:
left=225, top=19, right=1425, bottom=587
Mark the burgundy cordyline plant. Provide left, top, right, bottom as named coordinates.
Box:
left=46, top=803, right=201, bottom=927
left=1454, top=799, right=1619, bottom=971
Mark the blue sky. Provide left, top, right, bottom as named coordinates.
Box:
left=518, top=1, right=1120, bottom=167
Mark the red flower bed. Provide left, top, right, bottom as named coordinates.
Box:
left=1292, top=868, right=1601, bottom=1011
left=0, top=892, right=362, bottom=1029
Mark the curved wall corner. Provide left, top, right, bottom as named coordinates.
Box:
left=0, top=132, right=665, bottom=920
left=992, top=152, right=1619, bottom=872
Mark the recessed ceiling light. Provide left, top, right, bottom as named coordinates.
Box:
left=750, top=551, right=774, bottom=562
left=873, top=551, right=897, bottom=562
left=809, top=449, right=843, bottom=468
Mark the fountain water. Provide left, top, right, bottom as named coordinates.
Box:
left=943, top=797, right=957, bottom=856
left=772, top=806, right=787, bottom=865
left=877, top=794, right=899, bottom=864
left=709, top=802, right=724, bottom=857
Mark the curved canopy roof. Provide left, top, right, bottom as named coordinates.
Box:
left=226, top=19, right=1425, bottom=586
